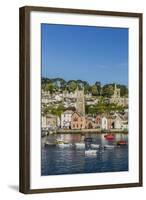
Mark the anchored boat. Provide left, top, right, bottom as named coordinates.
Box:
left=117, top=140, right=127, bottom=146
left=85, top=149, right=97, bottom=155
left=91, top=144, right=100, bottom=149
left=104, top=144, right=115, bottom=149
left=104, top=134, right=115, bottom=140
left=75, top=143, right=85, bottom=149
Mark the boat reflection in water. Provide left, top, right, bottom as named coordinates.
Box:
left=41, top=133, right=128, bottom=176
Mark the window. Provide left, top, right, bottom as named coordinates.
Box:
left=73, top=117, right=78, bottom=121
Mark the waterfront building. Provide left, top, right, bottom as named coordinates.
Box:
left=61, top=110, right=73, bottom=129
left=46, top=114, right=58, bottom=129
left=95, top=115, right=101, bottom=128
left=71, top=111, right=85, bottom=129
left=85, top=117, right=96, bottom=129
left=42, top=116, right=47, bottom=129
left=42, top=114, right=58, bottom=129
left=113, top=115, right=122, bottom=129
left=107, top=116, right=114, bottom=130
left=101, top=116, right=108, bottom=130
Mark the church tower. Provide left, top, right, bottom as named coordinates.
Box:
left=75, top=87, right=85, bottom=116
left=113, top=84, right=120, bottom=98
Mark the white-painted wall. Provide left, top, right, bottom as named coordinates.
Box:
left=101, top=117, right=108, bottom=130
left=61, top=112, right=73, bottom=128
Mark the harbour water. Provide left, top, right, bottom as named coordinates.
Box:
left=41, top=133, right=128, bottom=176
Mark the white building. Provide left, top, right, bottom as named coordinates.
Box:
left=61, top=110, right=73, bottom=129
left=54, top=94, right=62, bottom=102
left=42, top=116, right=47, bottom=129
left=101, top=117, right=108, bottom=130
left=113, top=115, right=122, bottom=129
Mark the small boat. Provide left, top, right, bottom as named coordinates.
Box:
left=56, top=139, right=72, bottom=147
left=85, top=149, right=97, bottom=155
left=104, top=134, right=115, bottom=140
left=75, top=143, right=85, bottom=149
left=91, top=144, right=100, bottom=149
left=44, top=141, right=56, bottom=147
left=104, top=144, right=115, bottom=149
left=57, top=143, right=72, bottom=147
left=117, top=140, right=127, bottom=146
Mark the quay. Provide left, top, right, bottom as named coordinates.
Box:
left=42, top=128, right=128, bottom=136
left=56, top=129, right=128, bottom=134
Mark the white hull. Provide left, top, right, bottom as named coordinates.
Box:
left=85, top=150, right=97, bottom=155
left=91, top=144, right=100, bottom=149
left=104, top=145, right=115, bottom=149
left=75, top=143, right=85, bottom=149
left=57, top=143, right=72, bottom=147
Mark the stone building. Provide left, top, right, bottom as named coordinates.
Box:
left=42, top=114, right=58, bottom=129
left=110, top=84, right=128, bottom=107
left=75, top=87, right=85, bottom=116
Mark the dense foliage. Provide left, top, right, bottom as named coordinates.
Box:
left=42, top=77, right=128, bottom=97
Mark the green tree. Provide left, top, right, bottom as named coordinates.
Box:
left=117, top=84, right=128, bottom=97
left=95, top=81, right=101, bottom=95
left=67, top=80, right=77, bottom=92
left=44, top=83, right=54, bottom=94
left=91, top=85, right=98, bottom=96
left=102, top=85, right=114, bottom=97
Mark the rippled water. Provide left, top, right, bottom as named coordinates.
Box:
left=41, top=133, right=128, bottom=176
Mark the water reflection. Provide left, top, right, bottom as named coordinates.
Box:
left=41, top=133, right=128, bottom=175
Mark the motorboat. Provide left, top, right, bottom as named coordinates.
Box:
left=85, top=149, right=97, bottom=155
left=56, top=139, right=72, bottom=147
left=104, top=144, right=115, bottom=149
left=91, top=144, right=100, bottom=149
left=104, top=134, right=115, bottom=140
left=117, top=140, right=127, bottom=146
left=75, top=143, right=85, bottom=149
left=57, top=143, right=72, bottom=147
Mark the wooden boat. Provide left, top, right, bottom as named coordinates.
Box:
left=104, top=144, right=115, bottom=149
left=91, top=144, right=100, bottom=149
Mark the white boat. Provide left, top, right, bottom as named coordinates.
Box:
left=75, top=143, right=85, bottom=149
left=56, top=139, right=72, bottom=147
left=85, top=149, right=97, bottom=155
left=57, top=143, right=72, bottom=147
left=91, top=144, right=100, bottom=149
left=104, top=145, right=115, bottom=149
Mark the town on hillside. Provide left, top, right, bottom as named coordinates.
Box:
left=41, top=78, right=128, bottom=134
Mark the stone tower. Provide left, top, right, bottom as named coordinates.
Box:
left=113, top=84, right=120, bottom=98
left=75, top=87, right=85, bottom=116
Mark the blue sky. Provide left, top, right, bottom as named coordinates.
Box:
left=41, top=24, right=128, bottom=86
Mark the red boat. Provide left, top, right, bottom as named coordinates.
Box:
left=104, top=134, right=115, bottom=140
left=117, top=140, right=127, bottom=145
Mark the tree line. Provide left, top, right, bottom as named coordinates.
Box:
left=42, top=77, right=128, bottom=97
